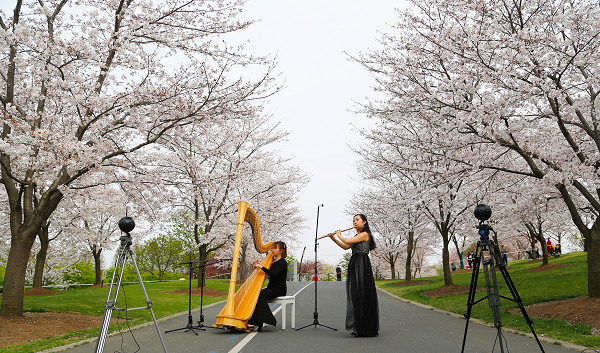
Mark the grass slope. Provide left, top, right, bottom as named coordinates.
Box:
left=0, top=279, right=231, bottom=352
left=376, top=252, right=598, bottom=349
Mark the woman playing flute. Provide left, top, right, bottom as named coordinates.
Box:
left=328, top=214, right=379, bottom=337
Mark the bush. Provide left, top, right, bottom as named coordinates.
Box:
left=63, top=260, right=96, bottom=284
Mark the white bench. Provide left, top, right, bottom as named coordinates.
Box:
left=267, top=295, right=296, bottom=329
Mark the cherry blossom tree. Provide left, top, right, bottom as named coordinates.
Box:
left=149, top=113, right=307, bottom=287
left=353, top=0, right=600, bottom=297
left=0, top=0, right=280, bottom=316
left=62, top=188, right=136, bottom=286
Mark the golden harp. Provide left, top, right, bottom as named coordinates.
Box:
left=214, top=201, right=274, bottom=331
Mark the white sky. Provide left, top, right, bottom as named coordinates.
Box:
left=222, top=0, right=408, bottom=265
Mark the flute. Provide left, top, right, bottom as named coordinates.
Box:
left=317, top=226, right=357, bottom=240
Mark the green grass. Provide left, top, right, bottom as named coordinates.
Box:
left=376, top=252, right=599, bottom=349
left=0, top=279, right=231, bottom=353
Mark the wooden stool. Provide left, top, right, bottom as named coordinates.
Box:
left=267, top=295, right=296, bottom=329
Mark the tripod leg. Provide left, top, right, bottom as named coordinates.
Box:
left=129, top=250, right=169, bottom=353
left=498, top=265, right=546, bottom=353
left=95, top=242, right=129, bottom=353
left=461, top=243, right=482, bottom=353
left=483, top=247, right=503, bottom=330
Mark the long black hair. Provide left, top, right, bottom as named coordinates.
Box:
left=273, top=241, right=287, bottom=258
left=355, top=214, right=376, bottom=250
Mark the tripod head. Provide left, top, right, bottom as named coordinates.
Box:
left=477, top=222, right=492, bottom=241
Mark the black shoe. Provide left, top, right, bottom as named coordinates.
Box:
left=351, top=332, right=357, bottom=336
left=257, top=323, right=263, bottom=332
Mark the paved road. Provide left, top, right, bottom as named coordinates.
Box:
left=56, top=281, right=583, bottom=353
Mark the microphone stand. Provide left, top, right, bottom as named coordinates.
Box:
left=197, top=258, right=231, bottom=330
left=296, top=204, right=336, bottom=331
left=165, top=258, right=231, bottom=334
left=165, top=261, right=203, bottom=335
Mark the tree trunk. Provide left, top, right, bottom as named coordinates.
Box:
left=1, top=165, right=65, bottom=316
left=92, top=245, right=103, bottom=286
left=588, top=218, right=600, bottom=298
left=555, top=184, right=598, bottom=297
left=525, top=221, right=548, bottom=265
left=32, top=223, right=50, bottom=288
left=451, top=236, right=464, bottom=269
left=1, top=230, right=38, bottom=317
left=441, top=226, right=453, bottom=286
left=389, top=253, right=396, bottom=280
left=240, top=242, right=248, bottom=282
left=405, top=230, right=414, bottom=281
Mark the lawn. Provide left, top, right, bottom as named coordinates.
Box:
left=376, top=251, right=599, bottom=349
left=0, top=279, right=231, bottom=353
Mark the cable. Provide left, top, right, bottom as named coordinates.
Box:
left=490, top=330, right=510, bottom=353
left=114, top=279, right=141, bottom=353
left=580, top=349, right=600, bottom=353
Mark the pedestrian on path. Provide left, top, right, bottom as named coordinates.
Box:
left=328, top=214, right=379, bottom=337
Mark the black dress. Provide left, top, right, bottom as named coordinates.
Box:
left=249, top=257, right=287, bottom=327
left=346, top=238, right=379, bottom=337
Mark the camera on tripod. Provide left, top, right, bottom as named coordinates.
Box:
left=462, top=202, right=546, bottom=353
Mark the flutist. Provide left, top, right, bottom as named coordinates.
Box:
left=326, top=214, right=379, bottom=337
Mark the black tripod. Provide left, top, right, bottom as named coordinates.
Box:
left=165, top=261, right=204, bottom=335
left=461, top=205, right=545, bottom=353
left=296, top=204, right=336, bottom=331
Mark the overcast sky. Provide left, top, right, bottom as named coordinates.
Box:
left=223, top=0, right=408, bottom=265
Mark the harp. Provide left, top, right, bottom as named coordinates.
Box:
left=214, top=201, right=274, bottom=331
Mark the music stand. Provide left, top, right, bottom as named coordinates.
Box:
left=296, top=204, right=336, bottom=331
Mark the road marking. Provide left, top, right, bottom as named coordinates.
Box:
left=228, top=332, right=257, bottom=353
left=227, top=282, right=312, bottom=353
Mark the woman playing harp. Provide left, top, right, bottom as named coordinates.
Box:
left=214, top=201, right=284, bottom=332
left=248, top=241, right=288, bottom=331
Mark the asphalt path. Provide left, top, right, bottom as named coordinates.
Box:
left=55, top=281, right=584, bottom=353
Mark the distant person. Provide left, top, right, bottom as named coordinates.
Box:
left=526, top=249, right=533, bottom=260
left=451, top=262, right=457, bottom=271
left=547, top=238, right=552, bottom=256
left=336, top=266, right=342, bottom=281
left=501, top=245, right=508, bottom=265
left=467, top=251, right=474, bottom=269
left=328, top=214, right=379, bottom=337
left=555, top=244, right=561, bottom=258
